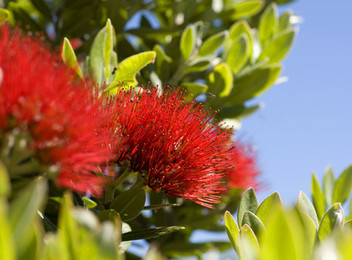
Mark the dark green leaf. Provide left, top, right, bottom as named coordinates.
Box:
left=256, top=192, right=282, bottom=225
left=332, top=165, right=352, bottom=204
left=242, top=211, right=265, bottom=240
left=237, top=188, right=259, bottom=226
left=296, top=191, right=319, bottom=228
left=110, top=188, right=146, bottom=221
left=311, top=173, right=326, bottom=220
left=216, top=103, right=261, bottom=120
left=30, top=0, right=52, bottom=21
left=143, top=203, right=180, bottom=210
left=227, top=64, right=282, bottom=104
left=122, top=226, right=185, bottom=241
left=318, top=203, right=344, bottom=241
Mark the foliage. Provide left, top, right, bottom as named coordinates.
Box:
left=0, top=0, right=298, bottom=259
left=225, top=165, right=352, bottom=259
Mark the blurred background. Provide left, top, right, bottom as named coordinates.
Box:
left=240, top=0, right=352, bottom=204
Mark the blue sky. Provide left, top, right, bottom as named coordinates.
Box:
left=240, top=0, right=352, bottom=204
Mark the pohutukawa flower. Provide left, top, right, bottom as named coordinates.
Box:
left=0, top=26, right=113, bottom=196
left=225, top=142, right=260, bottom=189
left=111, top=86, right=234, bottom=208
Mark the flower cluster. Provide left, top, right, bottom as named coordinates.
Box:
left=225, top=142, right=260, bottom=189
left=110, top=87, right=235, bottom=207
left=0, top=26, right=112, bottom=195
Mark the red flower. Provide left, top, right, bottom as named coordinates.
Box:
left=111, top=86, right=234, bottom=208
left=225, top=142, right=260, bottom=189
left=0, top=26, right=112, bottom=196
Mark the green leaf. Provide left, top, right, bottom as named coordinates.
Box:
left=161, top=241, right=211, bottom=258
left=323, top=166, right=335, bottom=206
left=30, top=0, right=52, bottom=21
left=259, top=3, right=278, bottom=47
left=238, top=224, right=259, bottom=258
left=216, top=103, right=261, bottom=120
left=88, top=19, right=116, bottom=85
left=224, top=211, right=240, bottom=252
left=296, top=191, right=319, bottom=228
left=226, top=34, right=250, bottom=74
left=81, top=197, right=97, bottom=209
left=258, top=28, right=296, bottom=64
left=332, top=165, right=352, bottom=204
left=106, top=51, right=156, bottom=93
left=152, top=44, right=172, bottom=76
left=0, top=8, right=10, bottom=23
left=208, top=63, right=233, bottom=98
left=261, top=208, right=305, bottom=260
left=278, top=11, right=293, bottom=32
left=180, top=24, right=195, bottom=60
left=242, top=211, right=265, bottom=239
left=122, top=226, right=185, bottom=241
left=97, top=209, right=120, bottom=222
left=311, top=173, right=326, bottom=220
left=237, top=188, right=259, bottom=226
left=61, top=38, right=83, bottom=78
left=256, top=192, right=282, bottom=225
left=198, top=31, right=227, bottom=56
left=225, top=0, right=264, bottom=20
left=110, top=188, right=146, bottom=221
left=318, top=203, right=344, bottom=241
left=226, top=20, right=253, bottom=59
left=9, top=178, right=47, bottom=256
left=182, top=82, right=208, bottom=97
left=0, top=201, right=15, bottom=260
left=227, top=64, right=282, bottom=104
left=0, top=162, right=10, bottom=198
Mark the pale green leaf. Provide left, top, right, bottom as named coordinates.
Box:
left=198, top=31, right=227, bottom=56
left=259, top=3, right=278, bottom=47
left=311, top=172, right=326, bottom=220
left=318, top=203, right=344, bottom=241
left=180, top=25, right=195, bottom=60
left=332, top=165, right=352, bottom=204
left=0, top=201, right=15, bottom=260
left=258, top=28, right=296, bottom=64
left=61, top=38, right=83, bottom=78
left=256, top=192, right=282, bottom=225
left=0, top=162, right=10, bottom=198
left=106, top=51, right=156, bottom=93
left=225, top=33, right=250, bottom=74
left=224, top=211, right=240, bottom=252
left=242, top=211, right=265, bottom=240
left=225, top=0, right=264, bottom=20
left=182, top=82, right=208, bottom=97
left=278, top=11, right=293, bottom=32
left=0, top=8, right=10, bottom=23
left=208, top=62, right=233, bottom=97
left=323, top=166, right=335, bottom=206
left=296, top=191, right=319, bottom=228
